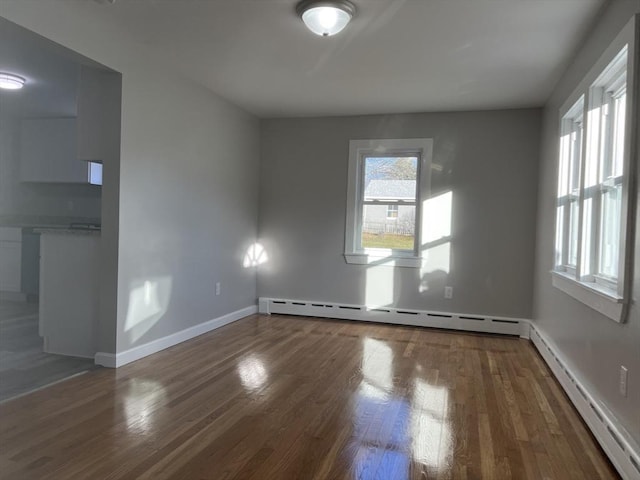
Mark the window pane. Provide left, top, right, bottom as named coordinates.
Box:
left=599, top=184, right=621, bottom=278
left=363, top=156, right=417, bottom=200
left=612, top=90, right=626, bottom=177
left=568, top=200, right=579, bottom=267
left=581, top=196, right=593, bottom=275
left=362, top=204, right=415, bottom=250
left=555, top=205, right=564, bottom=266
left=362, top=156, right=417, bottom=251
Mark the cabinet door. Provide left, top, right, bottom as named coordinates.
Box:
left=77, top=66, right=120, bottom=163
left=21, top=118, right=88, bottom=183
left=0, top=241, right=22, bottom=292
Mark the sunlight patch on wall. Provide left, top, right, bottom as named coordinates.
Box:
left=243, top=242, right=269, bottom=268
left=124, top=276, right=172, bottom=343
left=419, top=191, right=453, bottom=292
left=421, top=191, right=452, bottom=243
left=365, top=259, right=395, bottom=308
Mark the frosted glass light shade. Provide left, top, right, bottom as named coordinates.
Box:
left=297, top=0, right=355, bottom=37
left=0, top=73, right=25, bottom=90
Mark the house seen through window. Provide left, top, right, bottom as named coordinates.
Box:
left=362, top=156, right=417, bottom=250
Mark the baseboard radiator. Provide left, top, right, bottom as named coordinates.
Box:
left=258, top=297, right=529, bottom=337
left=529, top=326, right=640, bottom=480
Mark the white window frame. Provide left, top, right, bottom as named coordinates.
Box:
left=552, top=17, right=637, bottom=323
left=344, top=138, right=433, bottom=268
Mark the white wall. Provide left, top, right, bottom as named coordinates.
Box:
left=259, top=109, right=541, bottom=318
left=1, top=1, right=261, bottom=354
left=533, top=0, right=640, bottom=446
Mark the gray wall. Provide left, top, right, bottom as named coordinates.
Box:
left=259, top=110, right=541, bottom=318
left=0, top=114, right=102, bottom=222
left=2, top=1, right=261, bottom=354
left=533, top=0, right=640, bottom=446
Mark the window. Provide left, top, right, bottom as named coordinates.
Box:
left=552, top=18, right=637, bottom=323
left=345, top=138, right=432, bottom=267
left=88, top=161, right=103, bottom=186
left=556, top=97, right=584, bottom=272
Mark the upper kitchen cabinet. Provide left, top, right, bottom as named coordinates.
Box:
left=20, top=117, right=90, bottom=183
left=76, top=65, right=121, bottom=164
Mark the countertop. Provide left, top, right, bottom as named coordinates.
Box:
left=34, top=228, right=101, bottom=236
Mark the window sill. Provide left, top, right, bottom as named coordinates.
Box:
left=551, top=270, right=625, bottom=323
left=344, top=253, right=422, bottom=268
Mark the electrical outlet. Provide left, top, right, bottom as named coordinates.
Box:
left=444, top=286, right=453, bottom=299
left=620, top=366, right=628, bottom=397
left=215, top=282, right=221, bottom=296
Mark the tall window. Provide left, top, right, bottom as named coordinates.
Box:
left=345, top=139, right=432, bottom=267
left=556, top=97, right=584, bottom=271
left=552, top=22, right=636, bottom=324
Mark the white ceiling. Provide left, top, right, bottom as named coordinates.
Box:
left=0, top=18, right=80, bottom=118
left=93, top=0, right=605, bottom=117
left=44, top=0, right=610, bottom=118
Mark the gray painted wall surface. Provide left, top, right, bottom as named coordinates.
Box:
left=259, top=110, right=541, bottom=318
left=0, top=115, right=102, bottom=221
left=533, top=0, right=640, bottom=446
left=2, top=1, right=260, bottom=354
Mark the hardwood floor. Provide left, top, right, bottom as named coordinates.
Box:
left=0, top=301, right=95, bottom=402
left=0, top=314, right=619, bottom=479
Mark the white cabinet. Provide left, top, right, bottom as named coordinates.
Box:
left=20, top=118, right=89, bottom=183
left=77, top=65, right=120, bottom=164
left=39, top=231, right=100, bottom=358
left=0, top=227, right=22, bottom=293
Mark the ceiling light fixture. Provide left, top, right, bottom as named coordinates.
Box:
left=296, top=0, right=356, bottom=37
left=0, top=73, right=26, bottom=90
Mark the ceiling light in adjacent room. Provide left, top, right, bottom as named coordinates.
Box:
left=296, top=0, right=355, bottom=37
left=0, top=73, right=25, bottom=90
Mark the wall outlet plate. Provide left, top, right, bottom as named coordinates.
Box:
left=444, top=286, right=453, bottom=299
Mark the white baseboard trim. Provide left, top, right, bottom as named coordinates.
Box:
left=530, top=325, right=640, bottom=480
left=94, top=305, right=257, bottom=369
left=259, top=297, right=530, bottom=338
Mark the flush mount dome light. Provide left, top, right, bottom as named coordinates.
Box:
left=0, top=73, right=25, bottom=90
left=296, top=0, right=355, bottom=37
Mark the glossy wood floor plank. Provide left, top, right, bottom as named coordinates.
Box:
left=0, top=314, right=619, bottom=479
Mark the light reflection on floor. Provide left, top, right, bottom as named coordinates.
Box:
left=237, top=354, right=268, bottom=393
left=351, top=337, right=451, bottom=479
